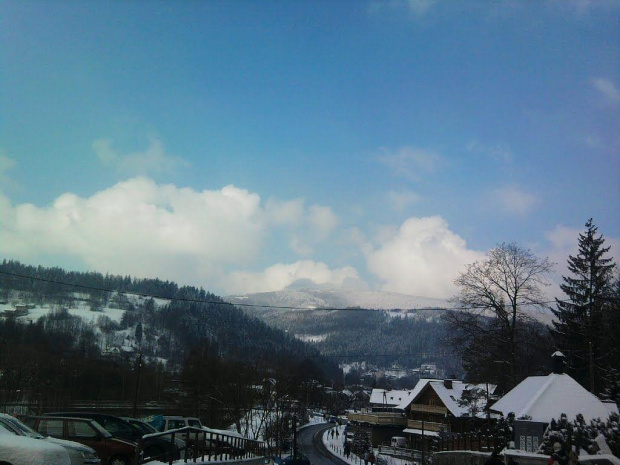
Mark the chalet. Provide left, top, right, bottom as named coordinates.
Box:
left=348, top=378, right=496, bottom=448
left=489, top=352, right=619, bottom=453
left=401, top=379, right=496, bottom=451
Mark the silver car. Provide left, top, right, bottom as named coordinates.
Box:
left=0, top=413, right=100, bottom=465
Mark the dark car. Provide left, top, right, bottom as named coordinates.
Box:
left=24, top=416, right=138, bottom=465
left=46, top=412, right=179, bottom=462
left=282, top=452, right=311, bottom=465
left=122, top=417, right=185, bottom=458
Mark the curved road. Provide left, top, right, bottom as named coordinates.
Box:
left=296, top=423, right=348, bottom=465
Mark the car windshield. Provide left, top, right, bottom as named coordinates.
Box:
left=130, top=420, right=156, bottom=434
left=0, top=417, right=44, bottom=439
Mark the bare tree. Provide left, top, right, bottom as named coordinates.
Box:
left=444, top=243, right=554, bottom=390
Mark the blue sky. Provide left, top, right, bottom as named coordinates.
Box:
left=1, top=0, right=619, bottom=299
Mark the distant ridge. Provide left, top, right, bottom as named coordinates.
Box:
left=225, top=287, right=449, bottom=311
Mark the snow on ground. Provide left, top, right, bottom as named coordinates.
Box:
left=295, top=334, right=328, bottom=343
left=322, top=425, right=417, bottom=465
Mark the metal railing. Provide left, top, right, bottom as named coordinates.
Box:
left=136, top=426, right=267, bottom=465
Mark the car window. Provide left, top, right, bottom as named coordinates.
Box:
left=68, top=420, right=99, bottom=439
left=40, top=419, right=64, bottom=437
left=100, top=418, right=135, bottom=435
left=132, top=421, right=156, bottom=434
left=168, top=419, right=186, bottom=429
left=187, top=419, right=201, bottom=427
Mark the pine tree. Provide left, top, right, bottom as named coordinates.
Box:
left=551, top=219, right=616, bottom=393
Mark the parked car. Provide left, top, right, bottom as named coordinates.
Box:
left=45, top=412, right=178, bottom=462
left=158, top=415, right=204, bottom=431
left=0, top=413, right=100, bottom=465
left=23, top=416, right=139, bottom=465
left=153, top=415, right=209, bottom=450
left=122, top=417, right=185, bottom=458
left=0, top=424, right=71, bottom=465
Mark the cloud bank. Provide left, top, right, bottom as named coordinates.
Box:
left=365, top=216, right=483, bottom=298
left=0, top=177, right=349, bottom=294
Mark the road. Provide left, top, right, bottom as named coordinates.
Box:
left=296, top=423, right=348, bottom=465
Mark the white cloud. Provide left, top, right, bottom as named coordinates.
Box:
left=387, top=189, right=423, bottom=211
left=0, top=177, right=359, bottom=295
left=365, top=216, right=483, bottom=298
left=492, top=185, right=538, bottom=215
left=226, top=260, right=361, bottom=294
left=0, top=177, right=265, bottom=287
left=93, top=137, right=189, bottom=176
left=378, top=146, right=443, bottom=181
left=591, top=77, right=620, bottom=107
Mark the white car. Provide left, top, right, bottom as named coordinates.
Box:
left=0, top=427, right=71, bottom=465
left=0, top=414, right=100, bottom=465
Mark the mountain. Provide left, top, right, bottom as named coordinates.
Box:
left=225, top=288, right=461, bottom=376
left=225, top=287, right=449, bottom=311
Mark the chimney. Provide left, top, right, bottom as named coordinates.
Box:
left=552, top=351, right=565, bottom=374
left=443, top=379, right=453, bottom=389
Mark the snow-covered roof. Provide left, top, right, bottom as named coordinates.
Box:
left=490, top=373, right=619, bottom=423
left=419, top=380, right=495, bottom=417
left=369, top=379, right=443, bottom=410
left=369, top=389, right=415, bottom=407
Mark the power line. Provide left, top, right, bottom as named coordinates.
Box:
left=0, top=269, right=565, bottom=313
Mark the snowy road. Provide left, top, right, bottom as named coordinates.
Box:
left=297, top=423, right=348, bottom=465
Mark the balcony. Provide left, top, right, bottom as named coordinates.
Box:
left=409, top=404, right=448, bottom=415
left=347, top=412, right=408, bottom=426
left=407, top=419, right=447, bottom=433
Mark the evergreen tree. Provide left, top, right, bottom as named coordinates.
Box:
left=551, top=219, right=616, bottom=393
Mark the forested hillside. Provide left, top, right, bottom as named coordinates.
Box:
left=242, top=306, right=463, bottom=378
left=0, top=259, right=339, bottom=424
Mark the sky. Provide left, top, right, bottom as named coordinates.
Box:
left=1, top=0, right=619, bottom=300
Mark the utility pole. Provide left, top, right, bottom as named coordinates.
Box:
left=132, top=352, right=142, bottom=417
left=292, top=415, right=298, bottom=461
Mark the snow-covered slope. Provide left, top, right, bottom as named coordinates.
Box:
left=225, top=288, right=449, bottom=310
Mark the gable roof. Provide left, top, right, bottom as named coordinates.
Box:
left=369, top=380, right=441, bottom=410
left=369, top=389, right=415, bottom=408
left=418, top=380, right=495, bottom=417
left=490, top=373, right=618, bottom=423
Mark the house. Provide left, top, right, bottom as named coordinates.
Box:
left=3, top=305, right=29, bottom=318
left=489, top=352, right=619, bottom=453
left=401, top=378, right=496, bottom=451
left=348, top=379, right=496, bottom=448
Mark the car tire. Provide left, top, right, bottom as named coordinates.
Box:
left=108, top=455, right=130, bottom=465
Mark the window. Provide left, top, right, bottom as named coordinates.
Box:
left=40, top=419, right=64, bottom=437
left=68, top=421, right=98, bottom=439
